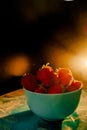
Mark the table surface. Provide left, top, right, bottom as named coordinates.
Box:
left=0, top=89, right=87, bottom=130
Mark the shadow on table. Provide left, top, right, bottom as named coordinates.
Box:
left=0, top=110, right=80, bottom=130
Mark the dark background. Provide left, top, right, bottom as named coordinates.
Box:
left=0, top=0, right=87, bottom=95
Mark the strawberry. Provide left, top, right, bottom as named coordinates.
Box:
left=37, top=65, right=55, bottom=87
left=50, top=73, right=59, bottom=86
left=21, top=73, right=37, bottom=91
left=21, top=64, right=83, bottom=94
left=58, top=68, right=73, bottom=86
left=34, top=85, right=47, bottom=93
left=67, top=80, right=82, bottom=92
left=48, top=84, right=63, bottom=94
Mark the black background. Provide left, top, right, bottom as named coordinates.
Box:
left=0, top=0, right=87, bottom=95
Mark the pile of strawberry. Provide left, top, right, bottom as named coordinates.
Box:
left=21, top=63, right=82, bottom=94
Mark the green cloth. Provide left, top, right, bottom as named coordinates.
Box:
left=0, top=90, right=87, bottom=130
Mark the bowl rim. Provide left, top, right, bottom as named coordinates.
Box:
left=23, top=85, right=83, bottom=96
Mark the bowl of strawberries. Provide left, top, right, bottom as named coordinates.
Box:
left=21, top=63, right=83, bottom=121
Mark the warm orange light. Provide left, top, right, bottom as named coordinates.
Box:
left=4, top=54, right=30, bottom=76
left=84, top=60, right=87, bottom=67
left=43, top=44, right=72, bottom=68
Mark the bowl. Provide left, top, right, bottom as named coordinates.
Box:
left=23, top=86, right=82, bottom=121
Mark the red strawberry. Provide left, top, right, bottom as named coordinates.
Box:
left=50, top=73, right=59, bottom=86
left=37, top=65, right=55, bottom=87
left=48, top=84, right=63, bottom=94
left=21, top=73, right=37, bottom=91
left=34, top=85, right=47, bottom=93
left=58, top=68, right=73, bottom=86
left=67, top=80, right=82, bottom=92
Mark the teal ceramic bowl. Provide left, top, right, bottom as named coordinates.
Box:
left=23, top=87, right=82, bottom=121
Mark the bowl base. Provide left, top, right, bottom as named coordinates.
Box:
left=38, top=118, right=64, bottom=130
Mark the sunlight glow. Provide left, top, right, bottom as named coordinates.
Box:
left=69, top=54, right=87, bottom=81
left=69, top=55, right=87, bottom=71
left=84, top=60, right=87, bottom=67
